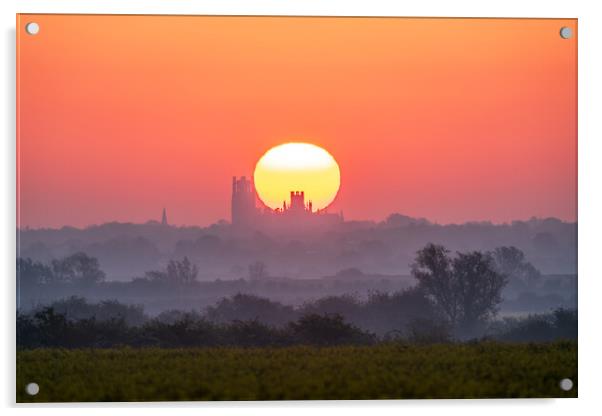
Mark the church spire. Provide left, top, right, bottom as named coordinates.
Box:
left=161, top=208, right=168, bottom=226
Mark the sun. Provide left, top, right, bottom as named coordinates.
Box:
left=253, top=143, right=341, bottom=211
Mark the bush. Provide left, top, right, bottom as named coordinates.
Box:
left=222, top=320, right=286, bottom=347
left=17, top=307, right=137, bottom=348
left=362, top=288, right=437, bottom=335
left=16, top=298, right=577, bottom=349
left=490, top=308, right=577, bottom=342
left=300, top=294, right=362, bottom=326
left=44, top=296, right=147, bottom=326
left=287, top=313, right=375, bottom=346
left=141, top=317, right=220, bottom=347
left=204, top=293, right=298, bottom=327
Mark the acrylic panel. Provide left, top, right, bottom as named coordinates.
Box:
left=16, top=14, right=577, bottom=402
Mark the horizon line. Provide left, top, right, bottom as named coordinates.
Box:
left=16, top=214, right=578, bottom=232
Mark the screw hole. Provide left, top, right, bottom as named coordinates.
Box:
left=559, top=27, right=572, bottom=39
left=25, top=382, right=39, bottom=396
left=25, top=22, right=40, bottom=35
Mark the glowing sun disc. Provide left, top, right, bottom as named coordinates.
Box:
left=253, top=143, right=341, bottom=211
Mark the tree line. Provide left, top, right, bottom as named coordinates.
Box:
left=18, top=306, right=374, bottom=349
left=18, top=243, right=551, bottom=341
left=17, top=296, right=576, bottom=349
left=18, top=254, right=199, bottom=289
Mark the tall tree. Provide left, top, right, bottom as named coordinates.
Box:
left=166, top=256, right=198, bottom=284
left=410, top=244, right=457, bottom=325
left=492, top=246, right=541, bottom=290
left=411, top=244, right=507, bottom=335
left=452, top=251, right=507, bottom=331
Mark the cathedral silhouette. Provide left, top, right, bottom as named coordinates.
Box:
left=231, top=176, right=342, bottom=231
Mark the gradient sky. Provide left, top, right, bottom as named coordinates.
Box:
left=17, top=15, right=577, bottom=228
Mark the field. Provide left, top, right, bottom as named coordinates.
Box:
left=17, top=342, right=577, bottom=402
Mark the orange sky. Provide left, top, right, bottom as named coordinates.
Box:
left=17, top=15, right=577, bottom=228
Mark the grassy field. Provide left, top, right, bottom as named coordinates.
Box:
left=17, top=342, right=577, bottom=402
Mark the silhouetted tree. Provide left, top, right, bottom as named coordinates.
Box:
left=301, top=294, right=362, bottom=325
left=31, top=307, right=71, bottom=347
left=205, top=294, right=297, bottom=327
left=491, top=308, right=577, bottom=342
left=167, top=256, right=198, bottom=284
left=143, top=270, right=168, bottom=282
left=17, top=257, right=54, bottom=289
left=550, top=308, right=578, bottom=340
left=453, top=251, right=507, bottom=332
left=17, top=312, right=40, bottom=348
left=155, top=309, right=203, bottom=324
left=144, top=257, right=198, bottom=285
left=288, top=313, right=375, bottom=346
left=411, top=244, right=508, bottom=336
left=51, top=252, right=105, bottom=285
left=45, top=296, right=146, bottom=326
left=492, top=246, right=541, bottom=290
left=142, top=316, right=219, bottom=347
left=411, top=244, right=457, bottom=323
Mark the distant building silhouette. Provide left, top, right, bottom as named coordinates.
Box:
left=231, top=175, right=342, bottom=231
left=231, top=176, right=257, bottom=226
left=161, top=208, right=168, bottom=226
left=288, top=191, right=308, bottom=212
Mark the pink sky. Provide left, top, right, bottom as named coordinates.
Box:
left=17, top=15, right=577, bottom=228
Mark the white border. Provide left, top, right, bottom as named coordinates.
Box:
left=10, top=0, right=584, bottom=18
left=3, top=0, right=602, bottom=415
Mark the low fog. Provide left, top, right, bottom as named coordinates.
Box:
left=18, top=214, right=577, bottom=341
